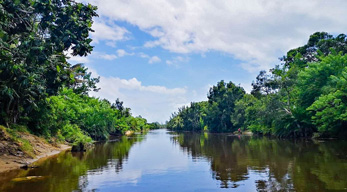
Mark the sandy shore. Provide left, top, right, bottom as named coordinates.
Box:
left=0, top=144, right=71, bottom=173
left=0, top=130, right=72, bottom=173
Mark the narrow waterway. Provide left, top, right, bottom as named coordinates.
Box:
left=1, top=129, right=347, bottom=191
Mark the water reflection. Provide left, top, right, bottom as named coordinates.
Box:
left=172, top=132, right=347, bottom=191
left=0, top=134, right=144, bottom=192
left=81, top=130, right=190, bottom=191
left=1, top=130, right=347, bottom=192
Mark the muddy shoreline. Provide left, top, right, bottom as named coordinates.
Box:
left=0, top=144, right=71, bottom=173
left=0, top=129, right=72, bottom=173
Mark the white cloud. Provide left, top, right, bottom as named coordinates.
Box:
left=139, top=52, right=150, bottom=58
left=88, top=69, right=196, bottom=123
left=93, top=52, right=118, bottom=60
left=91, top=20, right=129, bottom=46
left=83, top=0, right=347, bottom=71
left=65, top=48, right=90, bottom=64
left=117, top=49, right=127, bottom=57
left=165, top=60, right=173, bottom=65
left=138, top=53, right=161, bottom=64
left=166, top=56, right=189, bottom=67
left=67, top=51, right=119, bottom=64
left=148, top=56, right=161, bottom=64
left=100, top=54, right=117, bottom=60
left=116, top=49, right=134, bottom=57
left=68, top=56, right=90, bottom=64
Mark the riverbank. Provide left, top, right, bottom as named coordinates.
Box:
left=2, top=129, right=346, bottom=192
left=0, top=128, right=71, bottom=173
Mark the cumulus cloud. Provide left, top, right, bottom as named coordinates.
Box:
left=88, top=69, right=194, bottom=123
left=116, top=49, right=134, bottom=57
left=139, top=52, right=150, bottom=58
left=67, top=47, right=138, bottom=64
left=93, top=52, right=118, bottom=60
left=82, top=0, right=347, bottom=71
left=67, top=51, right=119, bottom=64
left=91, top=20, right=130, bottom=47
left=138, top=53, right=161, bottom=64
left=68, top=55, right=90, bottom=64
left=148, top=56, right=161, bottom=64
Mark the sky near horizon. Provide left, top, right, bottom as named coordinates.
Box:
left=69, top=0, right=347, bottom=123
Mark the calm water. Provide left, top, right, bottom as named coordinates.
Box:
left=1, top=129, right=347, bottom=192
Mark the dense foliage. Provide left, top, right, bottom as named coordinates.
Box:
left=34, top=88, right=155, bottom=141
left=167, top=81, right=245, bottom=133
left=0, top=0, right=156, bottom=145
left=168, top=32, right=347, bottom=138
left=0, top=0, right=98, bottom=125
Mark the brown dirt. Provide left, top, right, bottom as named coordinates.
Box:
left=0, top=128, right=71, bottom=173
left=242, top=131, right=253, bottom=136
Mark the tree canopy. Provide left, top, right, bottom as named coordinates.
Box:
left=0, top=0, right=157, bottom=145
left=168, top=32, right=347, bottom=138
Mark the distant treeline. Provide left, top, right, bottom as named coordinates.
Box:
left=167, top=32, right=347, bottom=138
left=0, top=0, right=158, bottom=145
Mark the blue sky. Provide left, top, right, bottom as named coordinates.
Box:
left=70, top=0, right=347, bottom=123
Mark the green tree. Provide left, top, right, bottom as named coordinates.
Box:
left=205, top=81, right=245, bottom=132
left=0, top=0, right=97, bottom=126
left=300, top=54, right=347, bottom=137
left=231, top=94, right=259, bottom=131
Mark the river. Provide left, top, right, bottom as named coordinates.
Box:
left=0, top=129, right=347, bottom=191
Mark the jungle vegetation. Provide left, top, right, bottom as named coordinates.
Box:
left=0, top=0, right=158, bottom=145
left=167, top=32, right=347, bottom=138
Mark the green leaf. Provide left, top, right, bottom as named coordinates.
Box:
left=56, top=65, right=61, bottom=72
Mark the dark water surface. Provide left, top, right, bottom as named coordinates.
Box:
left=1, top=129, right=347, bottom=192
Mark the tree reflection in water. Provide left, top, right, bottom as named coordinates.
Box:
left=171, top=132, right=347, bottom=191
left=0, top=135, right=144, bottom=192
left=1, top=131, right=347, bottom=192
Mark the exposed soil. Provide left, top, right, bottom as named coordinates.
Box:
left=0, top=128, right=71, bottom=173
